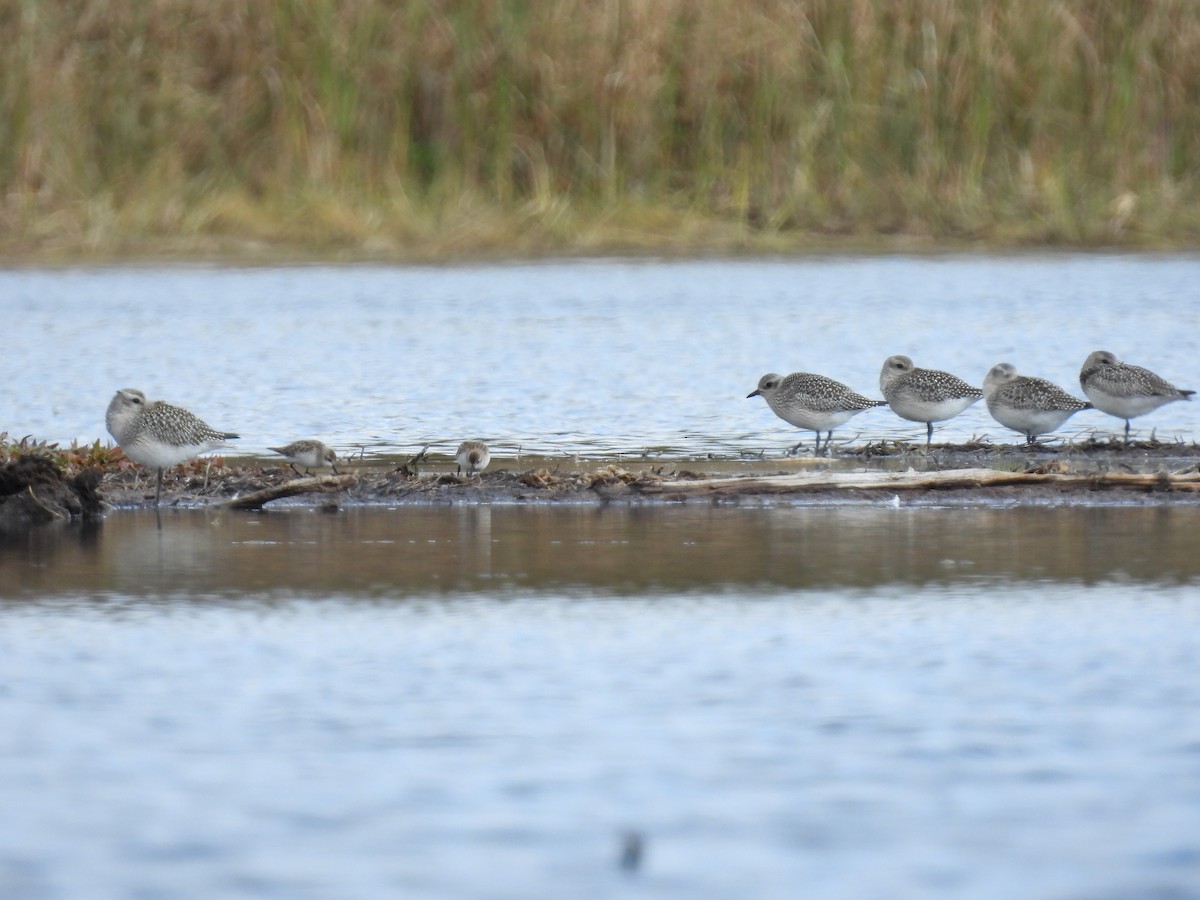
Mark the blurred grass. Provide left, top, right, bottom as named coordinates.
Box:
left=2, top=0, right=1198, bottom=261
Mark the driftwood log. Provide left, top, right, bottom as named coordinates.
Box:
left=629, top=466, right=1200, bottom=498
left=222, top=473, right=357, bottom=510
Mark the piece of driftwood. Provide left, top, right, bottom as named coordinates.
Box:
left=631, top=467, right=1200, bottom=498
left=223, top=474, right=357, bottom=510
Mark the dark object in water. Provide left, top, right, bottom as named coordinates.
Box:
left=619, top=830, right=644, bottom=872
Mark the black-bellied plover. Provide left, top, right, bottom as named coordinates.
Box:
left=1079, top=350, right=1195, bottom=442
left=982, top=362, right=1092, bottom=444
left=455, top=440, right=491, bottom=476
left=747, top=372, right=886, bottom=455
left=879, top=355, right=983, bottom=447
left=105, top=388, right=239, bottom=505
left=268, top=440, right=339, bottom=475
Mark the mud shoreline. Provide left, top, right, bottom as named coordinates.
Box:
left=8, top=439, right=1200, bottom=522
left=90, top=440, right=1200, bottom=511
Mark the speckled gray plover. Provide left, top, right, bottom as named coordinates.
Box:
left=879, top=355, right=983, bottom=447
left=1079, top=350, right=1195, bottom=442
left=268, top=439, right=339, bottom=475
left=105, top=388, right=239, bottom=505
left=747, top=372, right=887, bottom=455
left=455, top=440, right=491, bottom=476
left=982, top=363, right=1092, bottom=444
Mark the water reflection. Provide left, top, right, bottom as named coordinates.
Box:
left=3, top=505, right=1197, bottom=598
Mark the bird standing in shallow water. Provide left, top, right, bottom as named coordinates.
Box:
left=106, top=388, right=238, bottom=506
left=748, top=371, right=886, bottom=456
left=982, top=363, right=1091, bottom=444
left=1079, top=350, right=1194, bottom=443
left=455, top=441, right=490, bottom=476
left=269, top=440, right=339, bottom=475
left=879, top=355, right=983, bottom=447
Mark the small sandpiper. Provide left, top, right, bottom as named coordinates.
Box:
left=455, top=440, right=491, bottom=476
left=982, top=363, right=1092, bottom=444
left=268, top=440, right=339, bottom=475
left=747, top=371, right=886, bottom=455
left=106, top=388, right=239, bottom=505
left=880, top=355, right=983, bottom=447
left=1079, top=350, right=1195, bottom=442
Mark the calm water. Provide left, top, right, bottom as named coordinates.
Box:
left=3, top=507, right=1200, bottom=899
left=6, top=505, right=1200, bottom=596
left=3, top=255, right=1199, bottom=458
left=4, top=256, right=1200, bottom=898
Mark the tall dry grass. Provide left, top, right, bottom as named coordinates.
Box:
left=2, top=0, right=1198, bottom=259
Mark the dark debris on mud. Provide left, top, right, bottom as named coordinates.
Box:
left=0, top=455, right=104, bottom=526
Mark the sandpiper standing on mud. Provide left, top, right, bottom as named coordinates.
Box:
left=1079, top=350, right=1195, bottom=442
left=106, top=388, right=239, bottom=505
left=269, top=440, right=340, bottom=475
left=455, top=441, right=491, bottom=476
left=747, top=371, right=886, bottom=456
left=880, top=355, right=983, bottom=447
left=982, top=363, right=1092, bottom=444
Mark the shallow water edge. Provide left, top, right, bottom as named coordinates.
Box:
left=6, top=503, right=1200, bottom=600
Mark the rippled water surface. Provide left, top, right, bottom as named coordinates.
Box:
left=5, top=255, right=1199, bottom=457
left=3, top=588, right=1199, bottom=900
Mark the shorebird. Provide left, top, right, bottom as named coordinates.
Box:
left=982, top=363, right=1091, bottom=444
left=268, top=440, right=339, bottom=475
left=879, top=355, right=983, bottom=447
left=105, top=388, right=238, bottom=505
left=747, top=371, right=886, bottom=455
left=455, top=440, right=491, bottom=476
left=1079, top=350, right=1194, bottom=442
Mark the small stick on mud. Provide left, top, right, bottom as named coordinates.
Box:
left=223, top=473, right=357, bottom=510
